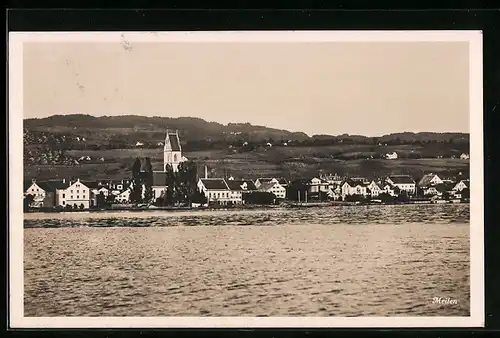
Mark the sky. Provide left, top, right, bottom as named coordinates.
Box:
left=23, top=41, right=470, bottom=136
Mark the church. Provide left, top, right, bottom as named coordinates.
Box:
left=162, top=129, right=188, bottom=172
left=150, top=129, right=188, bottom=199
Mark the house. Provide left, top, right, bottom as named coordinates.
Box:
left=257, top=180, right=287, bottom=199
left=366, top=181, right=383, bottom=198
left=327, top=185, right=342, bottom=200
left=460, top=153, right=470, bottom=160
left=453, top=179, right=470, bottom=192
left=435, top=183, right=456, bottom=198
left=24, top=180, right=49, bottom=208
left=136, top=141, right=144, bottom=147
left=341, top=180, right=368, bottom=199
left=382, top=183, right=397, bottom=196
left=151, top=172, right=168, bottom=200
left=308, top=177, right=331, bottom=194
left=385, top=152, right=398, bottom=160
left=418, top=173, right=443, bottom=188
left=56, top=179, right=91, bottom=209
left=255, top=177, right=288, bottom=189
left=101, top=180, right=131, bottom=195
left=115, top=189, right=131, bottom=203
left=197, top=178, right=231, bottom=205
left=386, top=175, right=416, bottom=195
left=266, top=142, right=272, bottom=147
left=225, top=179, right=257, bottom=204
left=423, top=186, right=442, bottom=197
left=224, top=180, right=257, bottom=204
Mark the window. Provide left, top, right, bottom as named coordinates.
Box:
left=71, top=195, right=74, bottom=199
left=71, top=190, right=73, bottom=193
left=62, top=201, right=65, bottom=205
left=77, top=195, right=79, bottom=199
left=83, top=195, right=85, bottom=199
left=63, top=193, right=65, bottom=198
left=77, top=190, right=79, bottom=193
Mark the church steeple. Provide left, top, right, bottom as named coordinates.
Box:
left=163, top=128, right=184, bottom=172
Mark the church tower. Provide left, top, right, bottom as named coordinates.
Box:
left=164, top=129, right=183, bottom=172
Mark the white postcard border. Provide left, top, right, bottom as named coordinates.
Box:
left=8, top=30, right=484, bottom=328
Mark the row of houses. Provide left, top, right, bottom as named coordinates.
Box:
left=24, top=172, right=470, bottom=209
left=24, top=178, right=132, bottom=209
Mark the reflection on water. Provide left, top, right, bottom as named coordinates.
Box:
left=24, top=204, right=470, bottom=317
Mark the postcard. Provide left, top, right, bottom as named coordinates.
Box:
left=8, top=30, right=484, bottom=328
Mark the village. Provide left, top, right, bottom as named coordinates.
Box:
left=23, top=130, right=471, bottom=212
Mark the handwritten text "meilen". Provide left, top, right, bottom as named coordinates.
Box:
left=432, top=297, right=458, bottom=305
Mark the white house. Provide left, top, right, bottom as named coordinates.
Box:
left=341, top=180, right=368, bottom=199
left=423, top=186, right=442, bottom=197
left=136, top=141, right=144, bottom=147
left=115, top=189, right=131, bottom=203
left=24, top=180, right=48, bottom=208
left=453, top=179, right=470, bottom=192
left=385, top=152, right=398, bottom=160
left=308, top=177, right=331, bottom=194
left=258, top=181, right=286, bottom=199
left=386, top=175, right=416, bottom=195
left=56, top=179, right=91, bottom=209
left=366, top=181, right=383, bottom=198
left=327, top=185, right=342, bottom=200
left=382, top=183, right=397, bottom=196
left=460, top=153, right=470, bottom=160
left=197, top=178, right=231, bottom=205
left=418, top=173, right=443, bottom=187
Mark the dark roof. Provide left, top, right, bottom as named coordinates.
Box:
left=258, top=182, right=280, bottom=191
left=168, top=134, right=181, bottom=151
left=35, top=181, right=70, bottom=192
left=388, top=175, right=415, bottom=184
left=225, top=180, right=257, bottom=191
left=436, top=183, right=455, bottom=193
left=81, top=181, right=99, bottom=189
left=257, top=177, right=288, bottom=185
left=152, top=172, right=168, bottom=186
left=418, top=173, right=440, bottom=187
left=200, top=178, right=228, bottom=190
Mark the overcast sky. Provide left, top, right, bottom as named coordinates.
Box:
left=23, top=41, right=469, bottom=136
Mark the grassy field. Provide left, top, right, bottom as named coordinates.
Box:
left=24, top=145, right=470, bottom=182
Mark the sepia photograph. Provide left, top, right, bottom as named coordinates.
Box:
left=9, top=31, right=483, bottom=328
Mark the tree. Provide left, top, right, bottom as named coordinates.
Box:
left=244, top=191, right=276, bottom=205
left=96, top=192, right=106, bottom=208
left=395, top=190, right=409, bottom=202
left=130, top=157, right=143, bottom=203
left=378, top=192, right=394, bottom=203
left=143, top=157, right=154, bottom=203
left=24, top=194, right=35, bottom=211
left=79, top=203, right=85, bottom=210
left=192, top=189, right=208, bottom=205
left=177, top=160, right=198, bottom=206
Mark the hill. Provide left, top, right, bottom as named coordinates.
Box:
left=24, top=114, right=469, bottom=150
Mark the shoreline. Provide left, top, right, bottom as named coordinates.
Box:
left=24, top=199, right=469, bottom=214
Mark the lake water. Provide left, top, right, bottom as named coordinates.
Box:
left=24, top=204, right=470, bottom=317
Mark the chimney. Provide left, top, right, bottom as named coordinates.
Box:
left=205, top=165, right=208, bottom=179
